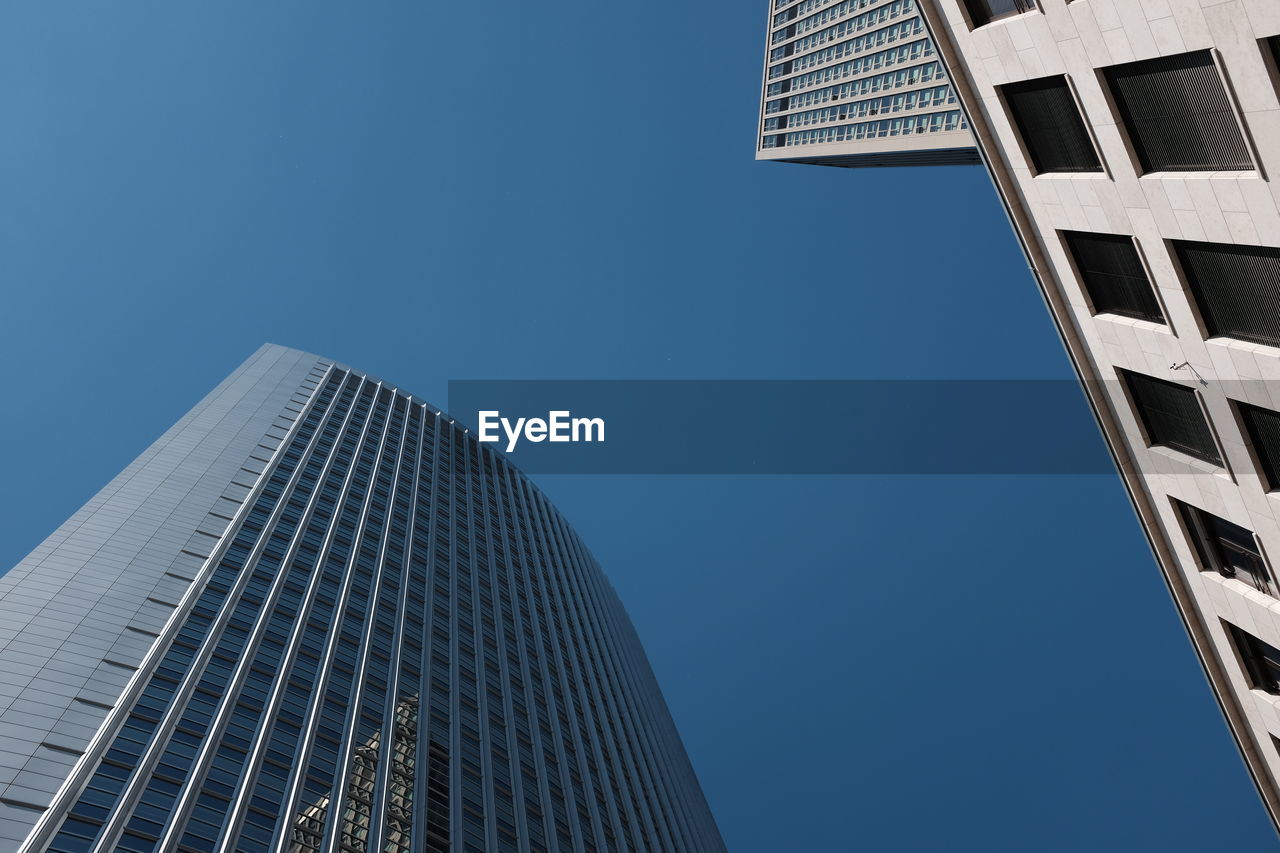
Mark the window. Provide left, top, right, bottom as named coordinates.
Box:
left=1238, top=402, right=1280, bottom=490
left=1062, top=231, right=1163, bottom=321
left=1104, top=50, right=1253, bottom=172
left=1177, top=501, right=1273, bottom=594
left=1000, top=76, right=1100, bottom=173
left=1173, top=240, right=1280, bottom=347
left=1120, top=369, right=1221, bottom=464
left=1227, top=624, right=1280, bottom=694
left=963, top=0, right=1036, bottom=28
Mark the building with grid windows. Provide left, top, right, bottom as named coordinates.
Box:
left=757, top=0, right=981, bottom=166
left=0, top=344, right=725, bottom=853
left=759, top=0, right=1280, bottom=832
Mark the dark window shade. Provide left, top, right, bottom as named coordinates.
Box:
left=1239, top=402, right=1280, bottom=490
left=1177, top=501, right=1272, bottom=594
left=1121, top=370, right=1221, bottom=464
left=1062, top=231, right=1163, bottom=321
left=1105, top=50, right=1253, bottom=172
left=963, top=0, right=1036, bottom=27
left=1174, top=240, right=1280, bottom=347
left=1002, top=77, right=1100, bottom=173
left=1228, top=624, right=1280, bottom=694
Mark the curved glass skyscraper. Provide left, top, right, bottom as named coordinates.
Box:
left=0, top=344, right=724, bottom=853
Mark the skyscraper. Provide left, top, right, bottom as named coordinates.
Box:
left=0, top=344, right=724, bottom=852
left=757, top=0, right=981, bottom=166
left=758, top=0, right=1280, bottom=831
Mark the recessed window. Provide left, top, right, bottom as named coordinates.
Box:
left=1238, top=402, right=1280, bottom=490
left=1104, top=50, right=1253, bottom=172
left=963, top=0, right=1036, bottom=28
left=1120, top=369, right=1222, bottom=465
left=1176, top=500, right=1273, bottom=594
left=1061, top=231, right=1163, bottom=322
left=1001, top=76, right=1101, bottom=173
left=1227, top=623, right=1280, bottom=694
left=1173, top=240, right=1280, bottom=347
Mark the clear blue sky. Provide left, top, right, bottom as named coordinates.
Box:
left=0, top=2, right=1274, bottom=850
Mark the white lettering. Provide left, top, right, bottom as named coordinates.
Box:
left=477, top=411, right=500, bottom=444
left=479, top=411, right=605, bottom=452
left=549, top=411, right=571, bottom=442
left=502, top=417, right=526, bottom=453
left=572, top=417, right=604, bottom=443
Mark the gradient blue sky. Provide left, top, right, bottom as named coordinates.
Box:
left=0, top=3, right=1275, bottom=850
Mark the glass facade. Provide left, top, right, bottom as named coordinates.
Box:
left=8, top=347, right=723, bottom=853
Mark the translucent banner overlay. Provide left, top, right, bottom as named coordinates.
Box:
left=446, top=380, right=1129, bottom=474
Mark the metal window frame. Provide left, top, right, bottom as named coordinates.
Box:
left=995, top=73, right=1109, bottom=176
left=1096, top=48, right=1262, bottom=177
left=1056, top=229, right=1171, bottom=327
left=1210, top=47, right=1268, bottom=181
left=1116, top=367, right=1230, bottom=470
left=1171, top=497, right=1277, bottom=597
left=1232, top=399, right=1280, bottom=494
left=1226, top=621, right=1280, bottom=695
left=1164, top=238, right=1280, bottom=351
left=957, top=0, right=1038, bottom=30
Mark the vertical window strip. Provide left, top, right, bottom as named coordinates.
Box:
left=548, top=508, right=690, bottom=852
left=224, top=375, right=383, bottom=853
left=330, top=393, right=411, bottom=853
left=270, top=381, right=398, bottom=850
left=300, top=386, right=404, bottom=852
left=162, top=377, right=376, bottom=852
left=44, top=370, right=351, bottom=853
left=540, top=506, right=659, bottom=852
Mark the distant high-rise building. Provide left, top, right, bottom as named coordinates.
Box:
left=757, top=0, right=981, bottom=166
left=0, top=344, right=724, bottom=853
left=758, top=0, right=1280, bottom=832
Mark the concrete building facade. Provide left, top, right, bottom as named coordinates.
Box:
left=761, top=0, right=1280, bottom=833
left=821, top=0, right=1280, bottom=831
